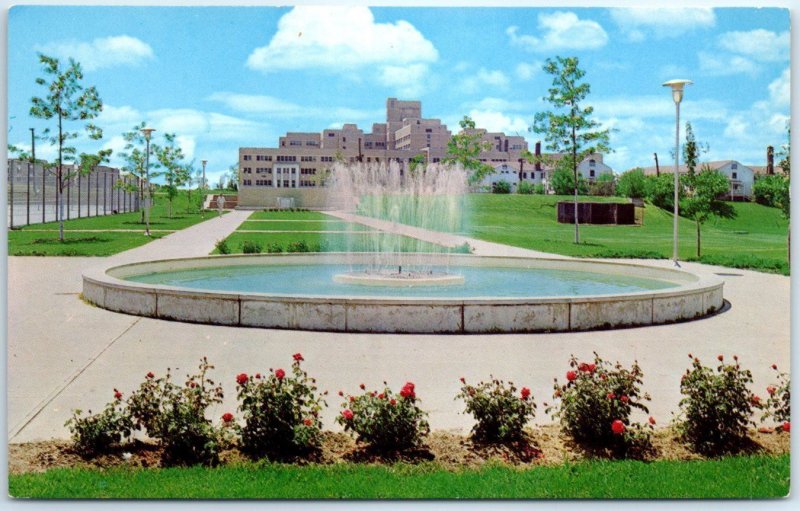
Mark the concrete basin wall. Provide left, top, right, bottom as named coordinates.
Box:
left=82, top=253, right=724, bottom=334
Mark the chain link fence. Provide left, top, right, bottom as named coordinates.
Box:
left=7, top=159, right=141, bottom=228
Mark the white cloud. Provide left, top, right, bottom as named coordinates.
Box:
left=718, top=30, right=789, bottom=63
left=698, top=51, right=759, bottom=76
left=462, top=68, right=510, bottom=94
left=515, top=61, right=541, bottom=80
left=610, top=8, right=715, bottom=40
left=207, top=92, right=382, bottom=121
left=768, top=68, right=790, bottom=107
left=35, top=35, right=154, bottom=71
left=468, top=109, right=529, bottom=136
left=507, top=12, right=607, bottom=52
left=246, top=5, right=437, bottom=96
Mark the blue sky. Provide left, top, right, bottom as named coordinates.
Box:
left=7, top=5, right=790, bottom=185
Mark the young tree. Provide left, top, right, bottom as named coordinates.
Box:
left=409, top=153, right=426, bottom=173
left=153, top=133, right=189, bottom=218
left=29, top=54, right=103, bottom=240
left=531, top=56, right=611, bottom=243
left=226, top=163, right=239, bottom=191
left=680, top=166, right=736, bottom=258
left=616, top=168, right=648, bottom=199
left=444, top=116, right=494, bottom=183
left=679, top=122, right=709, bottom=182
left=117, top=121, right=149, bottom=223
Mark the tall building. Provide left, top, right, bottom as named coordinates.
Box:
left=238, top=97, right=611, bottom=208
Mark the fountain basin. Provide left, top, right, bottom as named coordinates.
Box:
left=82, top=253, right=724, bottom=334
left=333, top=270, right=465, bottom=287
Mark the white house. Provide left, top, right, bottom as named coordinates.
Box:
left=479, top=162, right=520, bottom=190
left=640, top=160, right=754, bottom=200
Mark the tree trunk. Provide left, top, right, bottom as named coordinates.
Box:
left=696, top=218, right=701, bottom=259
left=572, top=112, right=579, bottom=244
left=58, top=113, right=64, bottom=241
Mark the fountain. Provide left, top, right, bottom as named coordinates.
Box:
left=81, top=162, right=725, bottom=333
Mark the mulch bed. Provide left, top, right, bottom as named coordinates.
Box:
left=8, top=425, right=790, bottom=475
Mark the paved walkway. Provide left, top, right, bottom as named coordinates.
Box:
left=6, top=210, right=791, bottom=442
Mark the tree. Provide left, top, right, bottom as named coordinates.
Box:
left=531, top=56, right=611, bottom=243
left=679, top=122, right=708, bottom=182
left=645, top=173, right=682, bottom=210
left=616, top=168, right=648, bottom=199
left=153, top=133, right=189, bottom=218
left=409, top=153, right=426, bottom=173
left=444, top=116, right=493, bottom=183
left=226, top=163, right=239, bottom=191
left=589, top=172, right=615, bottom=196
left=117, top=122, right=149, bottom=224
left=680, top=166, right=736, bottom=258
left=550, top=166, right=588, bottom=195
left=29, top=54, right=103, bottom=240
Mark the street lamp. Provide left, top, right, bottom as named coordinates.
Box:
left=662, top=79, right=692, bottom=267
left=201, top=159, right=207, bottom=218
left=140, top=126, right=156, bottom=236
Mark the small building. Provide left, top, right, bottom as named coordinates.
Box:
left=640, top=160, right=754, bottom=201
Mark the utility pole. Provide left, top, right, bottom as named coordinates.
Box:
left=653, top=152, right=660, bottom=177
left=27, top=128, right=34, bottom=225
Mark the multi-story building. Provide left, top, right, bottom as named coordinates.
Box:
left=238, top=97, right=612, bottom=208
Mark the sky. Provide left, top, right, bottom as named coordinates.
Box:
left=6, top=5, right=790, bottom=186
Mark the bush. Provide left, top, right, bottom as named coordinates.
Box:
left=616, top=168, right=647, bottom=199
left=517, top=181, right=535, bottom=195
left=676, top=354, right=758, bottom=455
left=266, top=243, right=283, bottom=254
left=534, top=184, right=546, bottom=195
left=588, top=174, right=615, bottom=196
left=548, top=353, right=653, bottom=458
left=214, top=239, right=231, bottom=255
left=65, top=390, right=133, bottom=457
left=287, top=240, right=310, bottom=253
left=551, top=167, right=588, bottom=195
left=762, top=363, right=790, bottom=429
left=241, top=240, right=262, bottom=254
left=492, top=181, right=512, bottom=194
left=336, top=382, right=429, bottom=451
left=456, top=377, right=536, bottom=442
left=235, top=354, right=327, bottom=457
left=127, top=358, right=225, bottom=466
left=753, top=175, right=789, bottom=209
left=645, top=173, right=682, bottom=210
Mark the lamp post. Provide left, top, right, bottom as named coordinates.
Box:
left=140, top=127, right=156, bottom=236
left=201, top=159, right=207, bottom=218
left=662, top=79, right=692, bottom=267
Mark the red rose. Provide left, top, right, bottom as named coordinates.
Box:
left=600, top=374, right=607, bottom=381
left=303, top=418, right=313, bottom=426
left=114, top=390, right=122, bottom=400
left=578, top=362, right=590, bottom=372
left=378, top=393, right=385, bottom=399
left=255, top=373, right=261, bottom=379
left=342, top=409, right=354, bottom=421
left=390, top=399, right=397, bottom=406
left=293, top=353, right=304, bottom=362
left=649, top=416, right=656, bottom=425
left=459, top=377, right=466, bottom=384
left=236, top=373, right=248, bottom=385
left=349, top=396, right=355, bottom=402
left=717, top=355, right=724, bottom=362
left=275, top=368, right=286, bottom=380
left=190, top=382, right=197, bottom=388
left=620, top=395, right=629, bottom=403
left=521, top=387, right=531, bottom=399
left=587, top=363, right=596, bottom=373
left=607, top=392, right=615, bottom=399
left=400, top=382, right=416, bottom=399
left=338, top=390, right=344, bottom=397
left=566, top=371, right=577, bottom=382
left=772, top=364, right=778, bottom=370
left=751, top=394, right=761, bottom=405
left=611, top=420, right=625, bottom=435
left=767, top=385, right=777, bottom=395
left=359, top=383, right=366, bottom=390
left=222, top=412, right=234, bottom=423
left=146, top=372, right=154, bottom=379
left=783, top=422, right=790, bottom=432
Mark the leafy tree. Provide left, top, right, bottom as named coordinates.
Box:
left=678, top=122, right=708, bottom=182
left=531, top=56, right=611, bottom=243
left=444, top=116, right=493, bottom=183
left=645, top=173, right=682, bottom=210
left=616, top=168, right=648, bottom=199
left=153, top=133, right=189, bottom=218
left=680, top=166, right=736, bottom=258
left=551, top=166, right=588, bottom=195
left=409, top=153, right=427, bottom=173
left=29, top=53, right=103, bottom=240
left=753, top=175, right=788, bottom=208
left=117, top=122, right=149, bottom=224
left=492, top=180, right=512, bottom=194
left=226, top=163, right=239, bottom=191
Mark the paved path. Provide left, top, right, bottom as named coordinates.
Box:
left=6, top=210, right=790, bottom=442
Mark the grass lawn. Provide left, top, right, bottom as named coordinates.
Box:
left=238, top=220, right=368, bottom=231
left=461, top=195, right=789, bottom=274
left=8, top=454, right=789, bottom=499
left=248, top=210, right=331, bottom=220
left=8, top=191, right=215, bottom=256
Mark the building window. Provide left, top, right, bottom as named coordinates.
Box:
left=731, top=163, right=738, bottom=169
left=327, top=132, right=335, bottom=137
left=290, top=140, right=302, bottom=146
left=243, top=155, right=252, bottom=161
left=589, top=159, right=596, bottom=167
left=732, top=172, right=738, bottom=179
left=590, top=169, right=595, bottom=177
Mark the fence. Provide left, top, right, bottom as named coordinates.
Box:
left=6, top=159, right=141, bottom=228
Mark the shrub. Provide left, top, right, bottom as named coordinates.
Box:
left=214, top=239, right=231, bottom=255
left=492, top=181, right=512, bottom=194
left=589, top=173, right=615, bottom=196
left=517, top=181, right=535, bottom=195
left=753, top=174, right=789, bottom=209
left=645, top=173, right=683, bottom=211
left=241, top=240, right=262, bottom=254
left=616, top=168, right=647, bottom=199
left=676, top=354, right=758, bottom=455
left=235, top=354, right=327, bottom=456
left=336, top=382, right=430, bottom=451
left=762, top=363, right=790, bottom=428
left=127, top=358, right=225, bottom=466
left=456, top=377, right=536, bottom=442
left=551, top=167, right=589, bottom=195
left=266, top=243, right=283, bottom=254
left=287, top=240, right=310, bottom=253
left=65, top=390, right=133, bottom=457
left=548, top=353, right=653, bottom=458
left=534, top=184, right=546, bottom=195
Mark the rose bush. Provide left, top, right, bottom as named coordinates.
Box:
left=762, top=363, right=790, bottom=430
left=126, top=357, right=225, bottom=466
left=235, top=354, right=327, bottom=457
left=336, top=381, right=429, bottom=451
left=65, top=389, right=133, bottom=457
left=547, top=353, right=653, bottom=458
left=456, top=377, right=536, bottom=442
left=677, top=354, right=757, bottom=454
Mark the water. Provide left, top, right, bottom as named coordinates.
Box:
left=125, top=264, right=678, bottom=299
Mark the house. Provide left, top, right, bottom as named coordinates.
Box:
left=640, top=160, right=754, bottom=201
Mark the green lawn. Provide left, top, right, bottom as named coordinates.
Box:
left=217, top=231, right=451, bottom=254
left=248, top=210, right=331, bottom=220
left=460, top=195, right=789, bottom=274
left=8, top=191, right=215, bottom=256
left=8, top=454, right=789, bottom=499
left=238, top=220, right=368, bottom=231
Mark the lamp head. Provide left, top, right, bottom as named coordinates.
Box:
left=202, top=160, right=208, bottom=166
left=140, top=127, right=156, bottom=140
left=662, top=79, right=692, bottom=104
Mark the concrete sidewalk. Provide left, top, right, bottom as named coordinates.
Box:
left=6, top=210, right=791, bottom=442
